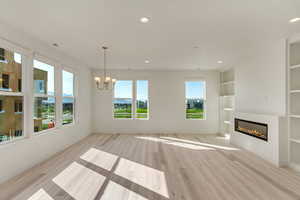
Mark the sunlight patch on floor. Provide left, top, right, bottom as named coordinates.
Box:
left=114, top=158, right=169, bottom=198
left=136, top=136, right=214, bottom=150
left=52, top=162, right=106, bottom=200
left=80, top=148, right=118, bottom=170
left=100, top=181, right=148, bottom=200
left=27, top=189, right=54, bottom=200
left=160, top=136, right=239, bottom=151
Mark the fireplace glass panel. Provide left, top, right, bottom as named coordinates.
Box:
left=234, top=119, right=268, bottom=141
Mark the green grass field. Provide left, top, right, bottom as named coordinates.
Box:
left=114, top=108, right=202, bottom=119
left=186, top=108, right=204, bottom=119
left=114, top=108, right=148, bottom=119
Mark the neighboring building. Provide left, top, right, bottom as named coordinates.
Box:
left=0, top=48, right=23, bottom=141
left=0, top=48, right=49, bottom=139
left=33, top=67, right=48, bottom=132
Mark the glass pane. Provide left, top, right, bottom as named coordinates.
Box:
left=63, top=70, right=74, bottom=97
left=0, top=96, right=23, bottom=143
left=33, top=60, right=54, bottom=95
left=113, top=98, right=132, bottom=119
left=34, top=97, right=55, bottom=132
left=63, top=98, right=74, bottom=125
left=136, top=80, right=148, bottom=119
left=0, top=48, right=22, bottom=92
left=114, top=81, right=132, bottom=98
left=185, top=81, right=205, bottom=119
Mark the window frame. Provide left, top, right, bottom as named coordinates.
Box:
left=0, top=38, right=79, bottom=146
left=184, top=80, right=207, bottom=120
left=62, top=69, right=76, bottom=126
left=112, top=80, right=134, bottom=120
left=0, top=45, right=26, bottom=145
left=135, top=80, right=149, bottom=120
left=32, top=57, right=57, bottom=135
left=112, top=79, right=149, bottom=120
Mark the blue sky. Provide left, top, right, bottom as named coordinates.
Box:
left=136, top=80, right=148, bottom=100
left=114, top=80, right=204, bottom=99
left=62, top=70, right=74, bottom=96
left=114, top=80, right=148, bottom=99
left=185, top=81, right=205, bottom=99
left=34, top=60, right=74, bottom=96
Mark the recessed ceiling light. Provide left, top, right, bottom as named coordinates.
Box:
left=289, top=18, right=300, bottom=23
left=217, top=60, right=223, bottom=64
left=145, top=60, right=150, bottom=64
left=140, top=17, right=150, bottom=23
left=52, top=43, right=59, bottom=47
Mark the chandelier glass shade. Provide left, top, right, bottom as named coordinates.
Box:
left=94, top=46, right=117, bottom=91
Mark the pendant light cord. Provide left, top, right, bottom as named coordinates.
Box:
left=103, top=46, right=107, bottom=78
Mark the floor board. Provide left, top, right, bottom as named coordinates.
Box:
left=1, top=134, right=300, bottom=200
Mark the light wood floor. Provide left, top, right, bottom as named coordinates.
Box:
left=1, top=134, right=300, bottom=200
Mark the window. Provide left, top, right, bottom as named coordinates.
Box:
left=113, top=80, right=149, bottom=119
left=113, top=80, right=133, bottom=119
left=185, top=81, right=205, bottom=119
left=14, top=100, right=22, bottom=113
left=2, top=74, right=9, bottom=90
left=0, top=47, right=24, bottom=144
left=62, top=70, right=75, bottom=125
left=14, top=53, right=21, bottom=64
left=136, top=80, right=149, bottom=119
left=33, top=60, right=55, bottom=133
left=0, top=48, right=5, bottom=61
left=18, top=79, right=22, bottom=92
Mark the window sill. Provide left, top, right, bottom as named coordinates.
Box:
left=0, top=136, right=26, bottom=147
left=185, top=118, right=206, bottom=121
left=33, top=127, right=59, bottom=136
left=113, top=118, right=134, bottom=120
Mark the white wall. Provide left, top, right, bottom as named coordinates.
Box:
left=232, top=39, right=288, bottom=166
left=92, top=70, right=219, bottom=134
left=0, top=23, right=92, bottom=183
left=235, top=39, right=287, bottom=115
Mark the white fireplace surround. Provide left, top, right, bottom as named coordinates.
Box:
left=230, top=112, right=288, bottom=167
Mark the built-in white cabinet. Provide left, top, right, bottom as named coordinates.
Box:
left=288, top=39, right=300, bottom=171
left=219, top=69, right=235, bottom=137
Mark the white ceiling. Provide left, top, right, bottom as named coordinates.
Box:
left=1, top=0, right=300, bottom=70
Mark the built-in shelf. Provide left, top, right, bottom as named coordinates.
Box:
left=221, top=81, right=235, bottom=85
left=288, top=39, right=300, bottom=172
left=220, top=69, right=235, bottom=137
left=290, top=115, right=300, bottom=118
left=290, top=90, right=300, bottom=93
left=290, top=64, right=300, bottom=70
left=290, top=139, right=300, bottom=144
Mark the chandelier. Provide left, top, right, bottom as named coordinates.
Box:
left=94, top=46, right=117, bottom=90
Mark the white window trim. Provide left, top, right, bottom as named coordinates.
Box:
left=0, top=37, right=78, bottom=146
left=135, top=80, right=149, bottom=120
left=32, top=58, right=57, bottom=135
left=62, top=69, right=76, bottom=126
left=184, top=80, right=207, bottom=120
left=0, top=45, right=26, bottom=144
left=112, top=80, right=149, bottom=120
left=112, top=80, right=134, bottom=120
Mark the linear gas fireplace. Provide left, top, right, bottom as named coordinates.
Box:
left=234, top=118, right=268, bottom=141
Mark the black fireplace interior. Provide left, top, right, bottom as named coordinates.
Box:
left=234, top=118, right=268, bottom=141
